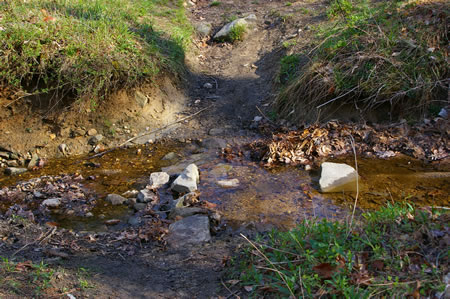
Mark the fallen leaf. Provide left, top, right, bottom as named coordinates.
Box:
left=372, top=260, right=384, bottom=271
left=244, top=286, right=253, bottom=292
left=313, top=263, right=337, bottom=279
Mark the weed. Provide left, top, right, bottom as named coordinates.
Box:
left=227, top=24, right=247, bottom=43
left=285, top=2, right=292, bottom=6
left=278, top=55, right=300, bottom=83
left=282, top=39, right=297, bottom=49
left=229, top=204, right=448, bottom=298
left=210, top=1, right=221, bottom=7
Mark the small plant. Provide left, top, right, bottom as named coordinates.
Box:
left=227, top=24, right=247, bottom=42
left=210, top=1, right=221, bottom=7
left=279, top=55, right=300, bottom=83
left=285, top=2, right=292, bottom=6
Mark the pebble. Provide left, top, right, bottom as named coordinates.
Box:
left=87, top=128, right=98, bottom=136
left=203, top=82, right=213, bottom=89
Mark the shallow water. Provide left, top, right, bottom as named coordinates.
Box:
left=0, top=141, right=448, bottom=231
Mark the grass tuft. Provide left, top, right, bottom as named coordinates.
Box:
left=275, top=0, right=449, bottom=122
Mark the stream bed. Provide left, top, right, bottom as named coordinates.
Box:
left=0, top=140, right=448, bottom=232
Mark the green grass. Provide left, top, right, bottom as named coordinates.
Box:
left=0, top=0, right=192, bottom=108
left=0, top=258, right=55, bottom=296
left=275, top=0, right=449, bottom=122
left=228, top=23, right=247, bottom=42
left=229, top=204, right=449, bottom=298
left=278, top=54, right=300, bottom=83
left=210, top=1, right=221, bottom=7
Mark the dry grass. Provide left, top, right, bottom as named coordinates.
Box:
left=275, top=0, right=449, bottom=123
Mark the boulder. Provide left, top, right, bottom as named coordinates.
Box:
left=168, top=215, right=211, bottom=246
left=169, top=207, right=205, bottom=219
left=27, top=153, right=39, bottom=170
left=171, top=164, right=200, bottom=193
left=149, top=172, right=170, bottom=188
left=195, top=22, right=212, bottom=37
left=137, top=188, right=158, bottom=203
left=214, top=14, right=257, bottom=40
left=319, top=162, right=358, bottom=193
left=42, top=198, right=61, bottom=208
left=88, top=134, right=103, bottom=145
left=106, top=194, right=127, bottom=205
left=4, top=167, right=27, bottom=175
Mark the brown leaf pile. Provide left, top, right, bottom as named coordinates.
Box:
left=250, top=119, right=449, bottom=165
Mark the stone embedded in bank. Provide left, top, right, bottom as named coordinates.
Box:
left=319, top=162, right=358, bottom=193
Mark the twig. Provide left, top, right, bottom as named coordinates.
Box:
left=221, top=279, right=240, bottom=299
left=255, top=105, right=277, bottom=125
left=240, top=233, right=295, bottom=297
left=12, top=227, right=57, bottom=257
left=316, top=86, right=358, bottom=109
left=298, top=265, right=305, bottom=299
left=86, top=105, right=211, bottom=159
left=347, top=135, right=359, bottom=235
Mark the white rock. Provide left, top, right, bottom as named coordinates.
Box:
left=42, top=198, right=61, bottom=208
left=319, top=162, right=358, bottom=193
left=203, top=82, right=213, bottom=89
left=216, top=179, right=240, bottom=188
left=105, top=194, right=127, bottom=205
left=171, top=164, right=199, bottom=193
left=149, top=172, right=170, bottom=188
left=213, top=15, right=256, bottom=40
left=253, top=116, right=263, bottom=122
left=137, top=188, right=157, bottom=203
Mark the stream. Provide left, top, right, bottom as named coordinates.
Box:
left=0, top=139, right=449, bottom=232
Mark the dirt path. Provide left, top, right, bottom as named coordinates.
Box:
left=0, top=1, right=328, bottom=298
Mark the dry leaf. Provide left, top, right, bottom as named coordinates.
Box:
left=244, top=286, right=253, bottom=292
left=313, top=263, right=337, bottom=279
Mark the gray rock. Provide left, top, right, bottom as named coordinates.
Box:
left=0, top=152, right=10, bottom=159
left=87, top=128, right=97, bottom=136
left=58, top=143, right=69, bottom=155
left=134, top=203, right=147, bottom=211
left=137, top=188, right=158, bottom=203
left=127, top=197, right=137, bottom=206
left=42, top=198, right=61, bottom=208
left=172, top=192, right=198, bottom=208
left=106, top=194, right=127, bottom=205
left=319, top=162, right=358, bottom=193
left=6, top=160, right=18, bottom=167
left=195, top=22, right=212, bottom=37
left=162, top=152, right=177, bottom=160
left=208, top=128, right=226, bottom=136
left=135, top=91, right=148, bottom=108
left=171, top=164, right=199, bottom=193
left=203, top=82, right=213, bottom=89
left=216, top=178, right=240, bottom=188
left=71, top=128, right=85, bottom=137
left=169, top=207, right=205, bottom=219
left=27, top=153, right=39, bottom=170
left=149, top=172, right=170, bottom=188
left=168, top=215, right=211, bottom=246
left=128, top=216, right=141, bottom=226
left=214, top=14, right=257, bottom=40
left=201, top=138, right=227, bottom=149
left=88, top=134, right=103, bottom=145
left=4, top=167, right=27, bottom=175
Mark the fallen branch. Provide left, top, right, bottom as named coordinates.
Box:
left=12, top=227, right=57, bottom=257
left=86, top=105, right=211, bottom=160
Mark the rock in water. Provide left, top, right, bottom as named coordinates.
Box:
left=217, top=179, right=240, bottom=188
left=319, top=162, right=358, bottom=193
left=137, top=189, right=158, bottom=203
left=106, top=194, right=127, bottom=205
left=168, top=215, right=211, bottom=246
left=171, top=164, right=199, bottom=193
left=149, top=172, right=170, bottom=188
left=4, top=167, right=27, bottom=175
left=42, top=198, right=61, bottom=208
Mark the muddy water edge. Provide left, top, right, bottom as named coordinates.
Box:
left=1, top=139, right=449, bottom=232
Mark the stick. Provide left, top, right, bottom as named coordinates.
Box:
left=221, top=279, right=240, bottom=299
left=12, top=227, right=56, bottom=257
left=86, top=105, right=211, bottom=159
left=347, top=135, right=359, bottom=235
left=255, top=105, right=277, bottom=125
left=316, top=86, right=358, bottom=109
